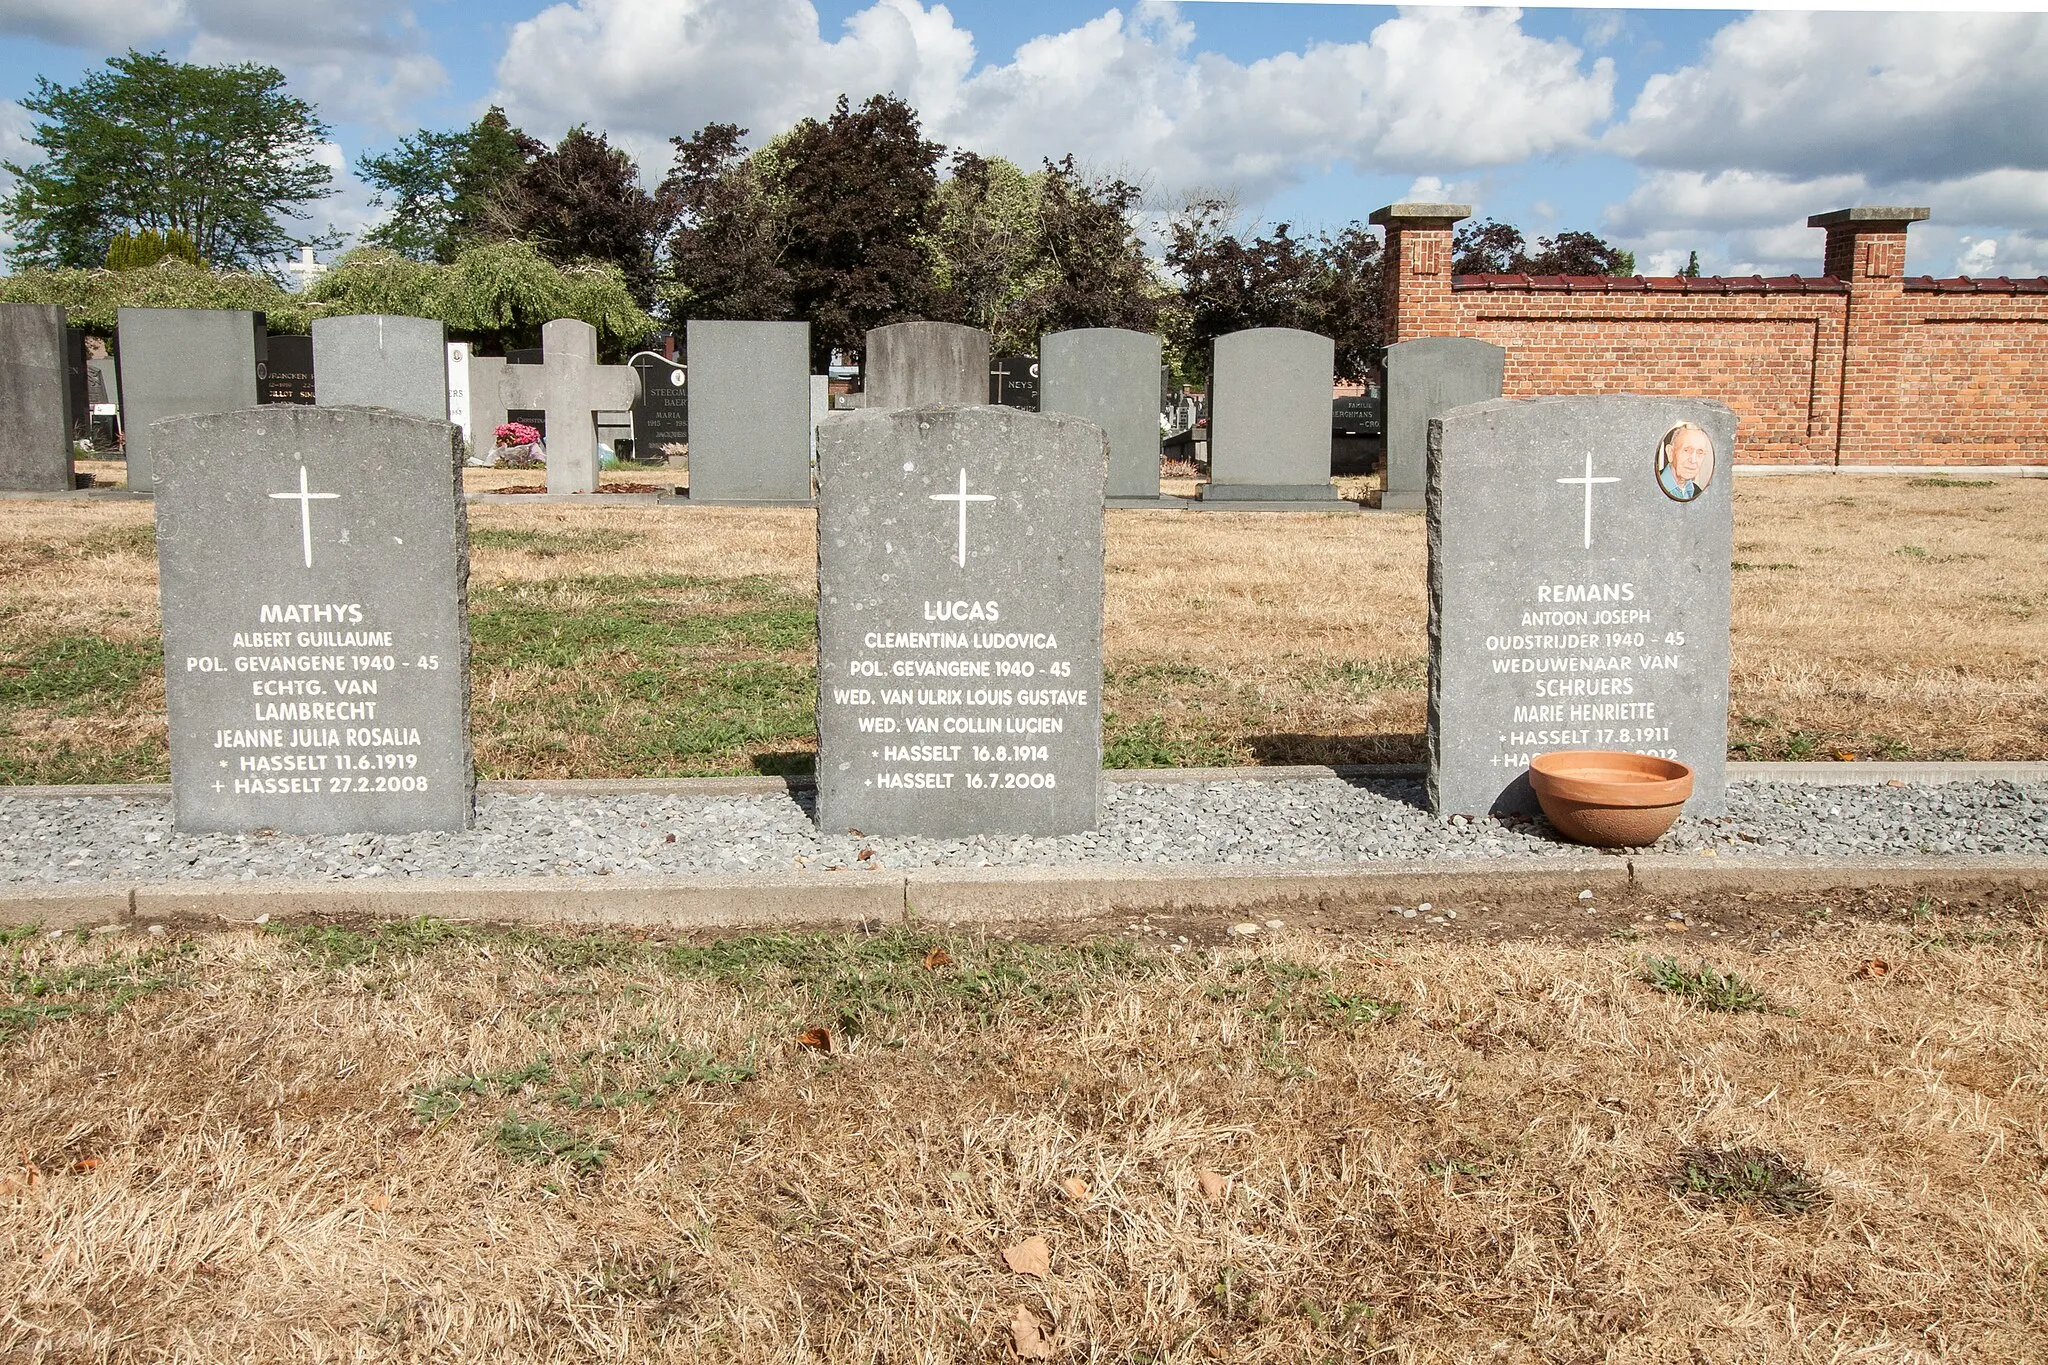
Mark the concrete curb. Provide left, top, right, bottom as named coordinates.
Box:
left=11, top=855, right=2044, bottom=933
left=5, top=760, right=2042, bottom=803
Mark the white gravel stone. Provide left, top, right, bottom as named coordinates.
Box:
left=0, top=777, right=2037, bottom=887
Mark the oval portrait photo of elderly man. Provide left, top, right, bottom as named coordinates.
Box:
left=1654, top=421, right=1716, bottom=502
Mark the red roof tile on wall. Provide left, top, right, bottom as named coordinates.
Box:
left=1903, top=276, right=2048, bottom=294
left=1452, top=274, right=1850, bottom=295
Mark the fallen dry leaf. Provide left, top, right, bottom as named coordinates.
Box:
left=1009, top=1303, right=1055, bottom=1359
left=1853, top=958, right=1890, bottom=980
left=367, top=1192, right=392, bottom=1213
left=923, top=947, right=954, bottom=970
left=797, top=1026, right=832, bottom=1053
left=1197, top=1170, right=1229, bottom=1203
left=1832, top=750, right=1858, bottom=762
left=1001, top=1235, right=1051, bottom=1277
left=72, top=1157, right=102, bottom=1173
left=1060, top=1177, right=1089, bottom=1201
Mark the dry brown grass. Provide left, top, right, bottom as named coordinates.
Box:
left=2, top=476, right=2044, bottom=780
left=3, top=891, right=2043, bottom=1361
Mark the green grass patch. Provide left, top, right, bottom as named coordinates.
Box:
left=493, top=1114, right=611, bottom=1175
left=411, top=1032, right=753, bottom=1125
left=1640, top=957, right=1775, bottom=1014
left=264, top=916, right=478, bottom=968
left=661, top=928, right=1159, bottom=1032
left=2, top=938, right=189, bottom=1044
left=0, top=632, right=159, bottom=709
left=1671, top=1145, right=1824, bottom=1215
left=1103, top=713, right=1240, bottom=769
left=1908, top=476, right=1994, bottom=489
left=469, top=527, right=643, bottom=557
left=1314, top=657, right=1428, bottom=695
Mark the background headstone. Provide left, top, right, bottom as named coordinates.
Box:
left=816, top=405, right=1106, bottom=836
left=312, top=315, right=447, bottom=419
left=63, top=324, right=89, bottom=440
left=1040, top=328, right=1166, bottom=505
left=1428, top=395, right=1735, bottom=820
left=259, top=335, right=316, bottom=405
left=539, top=318, right=640, bottom=493
left=1382, top=337, right=1504, bottom=511
left=631, top=351, right=689, bottom=456
left=810, top=374, right=830, bottom=465
left=1198, top=327, right=1347, bottom=509
left=0, top=303, right=76, bottom=492
left=117, top=307, right=263, bottom=493
left=445, top=341, right=473, bottom=447
left=863, top=322, right=990, bottom=409
left=684, top=320, right=811, bottom=504
left=153, top=405, right=473, bottom=834
left=988, top=354, right=1040, bottom=409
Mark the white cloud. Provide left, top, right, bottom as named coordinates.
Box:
left=494, top=0, right=1612, bottom=206
left=0, top=0, right=183, bottom=49
left=1609, top=12, right=2048, bottom=186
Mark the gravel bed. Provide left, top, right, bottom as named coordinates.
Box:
left=1, top=778, right=2042, bottom=888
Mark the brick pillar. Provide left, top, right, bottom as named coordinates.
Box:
left=1369, top=203, right=1470, bottom=344
left=1810, top=206, right=1928, bottom=465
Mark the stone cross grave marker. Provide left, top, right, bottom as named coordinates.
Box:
left=863, top=322, right=990, bottom=409
left=816, top=405, right=1106, bottom=836
left=117, top=307, right=263, bottom=493
left=1198, top=326, right=1351, bottom=510
left=1427, top=395, right=1735, bottom=820
left=685, top=320, right=812, bottom=504
left=0, top=302, right=76, bottom=492
left=539, top=320, right=641, bottom=493
left=259, top=334, right=316, bottom=405
left=630, top=350, right=688, bottom=456
left=1040, top=328, right=1168, bottom=506
left=312, top=315, right=448, bottom=419
left=1382, top=337, right=1503, bottom=511
left=153, top=405, right=473, bottom=834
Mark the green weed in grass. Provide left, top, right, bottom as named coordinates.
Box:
left=264, top=916, right=476, bottom=968
left=1103, top=713, right=1238, bottom=769
left=662, top=928, right=1157, bottom=1031
left=2, top=938, right=189, bottom=1043
left=1640, top=957, right=1775, bottom=1014
left=1671, top=1145, right=1824, bottom=1215
left=1908, top=477, right=1994, bottom=489
left=494, top=1113, right=611, bottom=1175
left=0, top=633, right=159, bottom=708
left=412, top=1034, right=754, bottom=1125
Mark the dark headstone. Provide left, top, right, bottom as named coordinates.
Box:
left=506, top=348, right=543, bottom=366
left=117, top=307, right=264, bottom=493
left=988, top=354, right=1039, bottom=409
left=1197, top=327, right=1349, bottom=509
left=153, top=405, right=473, bottom=834
left=258, top=334, right=316, bottom=405
left=631, top=352, right=689, bottom=452
left=816, top=405, right=1106, bottom=836
left=0, top=303, right=75, bottom=492
left=1427, top=395, right=1735, bottom=820
left=64, top=325, right=89, bottom=437
left=1383, top=337, right=1504, bottom=511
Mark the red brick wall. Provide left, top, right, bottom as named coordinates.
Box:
left=1384, top=214, right=2048, bottom=466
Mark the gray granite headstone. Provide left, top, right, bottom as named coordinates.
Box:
left=153, top=405, right=472, bottom=834
left=1040, top=328, right=1167, bottom=506
left=1428, top=395, right=1735, bottom=820
left=538, top=319, right=641, bottom=493
left=816, top=405, right=1105, bottom=836
left=1199, top=327, right=1348, bottom=509
left=685, top=319, right=812, bottom=504
left=0, top=303, right=75, bottom=492
left=312, top=315, right=448, bottom=418
left=864, top=322, right=990, bottom=409
left=1382, top=337, right=1503, bottom=511
left=116, top=307, right=263, bottom=493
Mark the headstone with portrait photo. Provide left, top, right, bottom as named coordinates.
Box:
left=1427, top=395, right=1735, bottom=820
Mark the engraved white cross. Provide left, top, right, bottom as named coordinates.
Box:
left=268, top=464, right=341, bottom=568
left=928, top=467, right=995, bottom=568
left=1556, top=451, right=1619, bottom=550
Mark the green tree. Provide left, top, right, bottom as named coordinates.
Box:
left=928, top=150, right=1043, bottom=351
left=1, top=50, right=335, bottom=270
left=358, top=108, right=544, bottom=263
left=1016, top=155, right=1160, bottom=341
left=106, top=227, right=200, bottom=270
left=660, top=121, right=796, bottom=325
left=0, top=260, right=311, bottom=335
left=1452, top=217, right=1635, bottom=276
left=494, top=125, right=667, bottom=307
left=777, top=94, right=945, bottom=367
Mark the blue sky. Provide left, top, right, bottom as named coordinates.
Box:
left=2, top=2, right=2044, bottom=277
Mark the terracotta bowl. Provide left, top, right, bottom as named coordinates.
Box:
left=1528, top=751, right=1695, bottom=848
